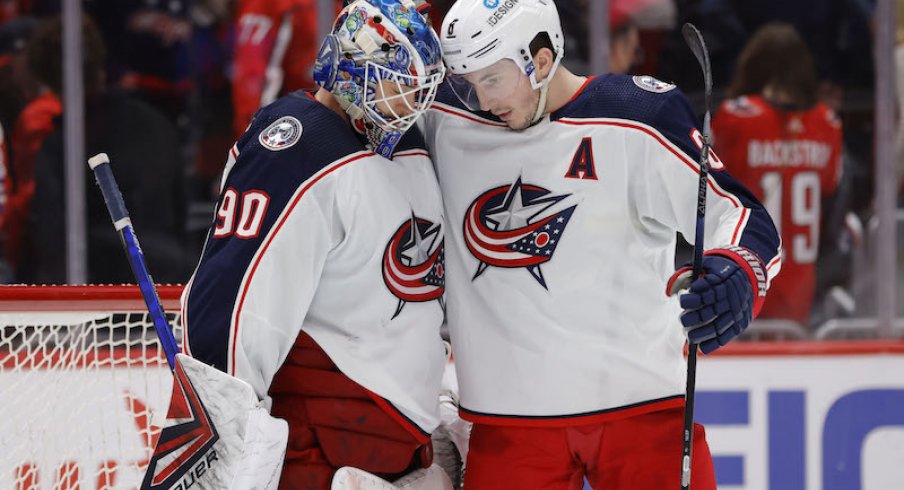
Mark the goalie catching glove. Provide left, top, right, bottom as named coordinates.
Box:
left=667, top=246, right=768, bottom=353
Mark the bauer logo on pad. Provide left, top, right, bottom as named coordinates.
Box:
left=141, top=360, right=220, bottom=490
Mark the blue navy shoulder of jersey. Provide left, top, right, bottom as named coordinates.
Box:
left=185, top=92, right=367, bottom=372
left=230, top=91, right=367, bottom=187
left=555, top=74, right=780, bottom=267
left=551, top=74, right=691, bottom=135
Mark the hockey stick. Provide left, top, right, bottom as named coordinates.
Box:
left=679, top=22, right=712, bottom=490
left=89, top=153, right=289, bottom=490
left=87, top=153, right=179, bottom=370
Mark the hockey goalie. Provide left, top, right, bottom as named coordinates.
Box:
left=141, top=0, right=458, bottom=488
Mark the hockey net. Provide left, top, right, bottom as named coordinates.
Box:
left=0, top=285, right=183, bottom=490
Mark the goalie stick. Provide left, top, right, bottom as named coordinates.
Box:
left=87, top=153, right=179, bottom=367
left=88, top=153, right=287, bottom=490
left=679, top=22, right=713, bottom=490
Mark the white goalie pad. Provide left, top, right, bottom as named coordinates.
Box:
left=330, top=465, right=453, bottom=490
left=141, top=353, right=288, bottom=489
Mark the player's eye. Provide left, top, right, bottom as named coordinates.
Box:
left=482, top=77, right=499, bottom=86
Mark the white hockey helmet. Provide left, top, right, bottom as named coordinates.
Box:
left=440, top=0, right=564, bottom=117
left=314, top=0, right=445, bottom=157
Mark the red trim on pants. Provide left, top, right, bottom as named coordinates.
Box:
left=269, top=332, right=430, bottom=490
left=464, top=407, right=716, bottom=490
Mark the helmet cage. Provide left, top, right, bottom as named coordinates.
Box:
left=362, top=60, right=444, bottom=136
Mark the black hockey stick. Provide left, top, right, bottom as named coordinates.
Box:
left=679, top=22, right=712, bottom=490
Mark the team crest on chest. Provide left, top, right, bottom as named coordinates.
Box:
left=382, top=213, right=445, bottom=318
left=259, top=116, right=302, bottom=151
left=633, top=75, right=676, bottom=93
left=464, top=177, right=577, bottom=289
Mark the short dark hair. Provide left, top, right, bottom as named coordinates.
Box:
left=25, top=14, right=107, bottom=96
left=529, top=32, right=559, bottom=61
left=727, top=22, right=818, bottom=107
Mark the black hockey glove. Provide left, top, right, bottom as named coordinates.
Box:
left=667, top=247, right=767, bottom=354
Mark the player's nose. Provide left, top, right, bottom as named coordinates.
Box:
left=476, top=91, right=494, bottom=112
left=389, top=95, right=416, bottom=118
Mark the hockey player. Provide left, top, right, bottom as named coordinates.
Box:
left=712, top=23, right=843, bottom=327
left=418, top=0, right=782, bottom=488
left=181, top=1, right=450, bottom=488
left=232, top=0, right=321, bottom=138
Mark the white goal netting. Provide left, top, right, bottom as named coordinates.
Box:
left=0, top=285, right=183, bottom=490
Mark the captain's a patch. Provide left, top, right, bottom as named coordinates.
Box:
left=633, top=75, right=676, bottom=94
left=259, top=116, right=303, bottom=151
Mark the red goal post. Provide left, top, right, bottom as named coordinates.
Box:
left=0, top=285, right=184, bottom=490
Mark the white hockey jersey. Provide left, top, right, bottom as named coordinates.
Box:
left=419, top=75, right=781, bottom=426
left=182, top=91, right=447, bottom=434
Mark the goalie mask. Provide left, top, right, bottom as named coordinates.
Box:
left=440, top=0, right=564, bottom=124
left=314, top=0, right=445, bottom=157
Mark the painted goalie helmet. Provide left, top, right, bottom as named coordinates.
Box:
left=314, top=0, right=445, bottom=157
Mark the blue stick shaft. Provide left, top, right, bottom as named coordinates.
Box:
left=89, top=154, right=180, bottom=370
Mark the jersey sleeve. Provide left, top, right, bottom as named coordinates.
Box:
left=633, top=89, right=782, bottom=285
left=183, top=96, right=366, bottom=401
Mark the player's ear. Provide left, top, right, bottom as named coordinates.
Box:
left=533, top=47, right=556, bottom=82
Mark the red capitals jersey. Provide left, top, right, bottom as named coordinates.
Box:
left=4, top=92, right=62, bottom=269
left=713, top=95, right=842, bottom=325
left=232, top=0, right=328, bottom=137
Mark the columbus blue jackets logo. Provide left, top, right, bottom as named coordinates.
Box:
left=259, top=116, right=302, bottom=151
left=633, top=75, right=676, bottom=94
left=382, top=213, right=445, bottom=318
left=464, top=177, right=577, bottom=289
left=141, top=360, right=219, bottom=489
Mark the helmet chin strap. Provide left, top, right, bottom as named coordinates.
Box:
left=529, top=55, right=562, bottom=125
left=531, top=80, right=551, bottom=124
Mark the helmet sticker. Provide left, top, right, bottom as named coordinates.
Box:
left=259, top=116, right=303, bottom=151
left=484, top=0, right=499, bottom=8
left=346, top=10, right=366, bottom=33
left=632, top=75, right=677, bottom=94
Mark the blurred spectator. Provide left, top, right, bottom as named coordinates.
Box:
left=712, top=23, right=844, bottom=327
left=659, top=0, right=873, bottom=107
left=609, top=10, right=641, bottom=74
left=231, top=0, right=323, bottom=138
left=424, top=0, right=452, bottom=33
left=85, top=0, right=194, bottom=122
left=3, top=28, right=61, bottom=279
left=188, top=0, right=235, bottom=185
left=0, top=120, right=8, bottom=281
left=19, top=15, right=188, bottom=284
left=0, top=15, right=38, bottom=129
left=558, top=0, right=675, bottom=74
